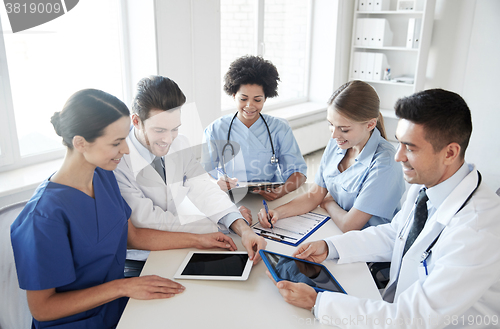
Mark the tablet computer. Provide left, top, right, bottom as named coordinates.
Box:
left=238, top=181, right=285, bottom=192
left=259, top=250, right=347, bottom=294
left=174, top=251, right=253, bottom=281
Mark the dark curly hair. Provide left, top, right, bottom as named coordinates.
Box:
left=223, top=55, right=280, bottom=98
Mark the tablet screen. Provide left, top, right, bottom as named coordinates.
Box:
left=181, top=253, right=249, bottom=276
left=261, top=250, right=346, bottom=293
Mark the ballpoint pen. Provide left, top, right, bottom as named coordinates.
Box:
left=262, top=200, right=274, bottom=234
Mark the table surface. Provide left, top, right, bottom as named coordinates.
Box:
left=117, top=185, right=381, bottom=329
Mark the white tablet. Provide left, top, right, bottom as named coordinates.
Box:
left=174, top=251, right=253, bottom=281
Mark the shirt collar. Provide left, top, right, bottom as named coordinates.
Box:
left=335, top=127, right=381, bottom=167
left=426, top=162, right=471, bottom=210
left=129, top=126, right=157, bottom=164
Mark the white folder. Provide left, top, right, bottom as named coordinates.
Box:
left=373, top=0, right=390, bottom=11
left=413, top=18, right=422, bottom=48
left=355, top=18, right=365, bottom=46
left=406, top=18, right=415, bottom=48
left=359, top=53, right=367, bottom=80
left=366, top=0, right=374, bottom=11
left=351, top=52, right=362, bottom=79
left=373, top=19, right=393, bottom=47
left=361, top=19, right=371, bottom=46
left=365, top=52, right=376, bottom=80
left=358, top=0, right=367, bottom=11
left=373, top=53, right=389, bottom=81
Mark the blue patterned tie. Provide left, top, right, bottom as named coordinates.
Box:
left=402, top=188, right=428, bottom=257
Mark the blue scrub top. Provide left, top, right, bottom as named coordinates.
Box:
left=315, top=128, right=405, bottom=228
left=202, top=113, right=307, bottom=183
left=11, top=167, right=131, bottom=329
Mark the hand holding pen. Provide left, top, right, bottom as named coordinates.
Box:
left=258, top=201, right=280, bottom=230
left=216, top=168, right=239, bottom=192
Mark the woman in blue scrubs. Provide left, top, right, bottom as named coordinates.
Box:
left=10, top=89, right=234, bottom=328
left=257, top=81, right=405, bottom=232
left=202, top=55, right=307, bottom=201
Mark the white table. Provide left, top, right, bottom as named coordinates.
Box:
left=117, top=186, right=381, bottom=328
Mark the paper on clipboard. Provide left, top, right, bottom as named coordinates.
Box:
left=251, top=212, right=330, bottom=246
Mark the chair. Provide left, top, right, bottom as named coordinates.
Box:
left=0, top=201, right=32, bottom=329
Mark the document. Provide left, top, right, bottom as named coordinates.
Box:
left=252, top=212, right=330, bottom=247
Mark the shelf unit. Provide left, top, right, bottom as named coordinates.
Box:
left=349, top=0, right=436, bottom=124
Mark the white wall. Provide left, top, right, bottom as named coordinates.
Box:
left=424, top=0, right=500, bottom=191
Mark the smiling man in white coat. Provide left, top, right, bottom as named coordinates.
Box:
left=267, top=89, right=500, bottom=328
left=114, top=76, right=266, bottom=264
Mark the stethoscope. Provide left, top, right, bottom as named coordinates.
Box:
left=397, top=171, right=482, bottom=266
left=220, top=112, right=278, bottom=176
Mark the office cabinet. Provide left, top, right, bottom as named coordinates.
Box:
left=349, top=0, right=436, bottom=136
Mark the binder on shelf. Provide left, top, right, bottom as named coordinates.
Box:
left=406, top=18, right=415, bottom=48
left=373, top=0, right=390, bottom=11
left=373, top=18, right=393, bottom=47
left=366, top=0, right=374, bottom=11
left=351, top=52, right=390, bottom=82
left=358, top=1, right=367, bottom=11
left=373, top=53, right=389, bottom=81
left=406, top=18, right=422, bottom=48
left=365, top=52, right=376, bottom=80
left=355, top=19, right=365, bottom=46
left=413, top=18, right=422, bottom=48
left=351, top=52, right=362, bottom=79
left=361, top=19, right=371, bottom=46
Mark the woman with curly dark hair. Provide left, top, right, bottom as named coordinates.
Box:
left=202, top=55, right=307, bottom=201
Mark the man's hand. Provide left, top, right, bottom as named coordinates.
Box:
left=238, top=205, right=253, bottom=225
left=194, top=232, right=237, bottom=251
left=240, top=228, right=267, bottom=264
left=217, top=176, right=238, bottom=191
left=292, top=240, right=329, bottom=264
left=230, top=218, right=266, bottom=264
left=266, top=271, right=317, bottom=310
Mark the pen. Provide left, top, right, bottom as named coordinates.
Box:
left=262, top=200, right=273, bottom=229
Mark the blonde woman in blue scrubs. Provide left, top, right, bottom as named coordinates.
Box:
left=202, top=55, right=307, bottom=201
left=258, top=81, right=405, bottom=232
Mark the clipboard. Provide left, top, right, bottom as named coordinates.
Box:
left=251, top=212, right=330, bottom=247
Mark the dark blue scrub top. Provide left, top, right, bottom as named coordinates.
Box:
left=11, top=167, right=132, bottom=329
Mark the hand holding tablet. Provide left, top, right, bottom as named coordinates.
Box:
left=259, top=250, right=346, bottom=294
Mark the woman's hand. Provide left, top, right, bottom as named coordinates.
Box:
left=257, top=207, right=280, bottom=228
left=319, top=193, right=336, bottom=211
left=194, top=232, right=237, bottom=251
left=216, top=176, right=238, bottom=191
left=123, top=275, right=185, bottom=300
left=292, top=240, right=329, bottom=264
left=256, top=186, right=284, bottom=201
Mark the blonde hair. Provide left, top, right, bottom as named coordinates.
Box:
left=327, top=80, right=386, bottom=139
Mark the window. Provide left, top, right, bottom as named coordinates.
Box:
left=220, top=0, right=311, bottom=110
left=0, top=0, right=126, bottom=171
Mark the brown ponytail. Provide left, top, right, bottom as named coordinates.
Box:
left=328, top=80, right=387, bottom=140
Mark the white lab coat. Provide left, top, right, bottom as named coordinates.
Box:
left=114, top=134, right=240, bottom=234
left=316, top=165, right=500, bottom=328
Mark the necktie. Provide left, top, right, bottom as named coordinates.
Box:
left=402, top=188, right=428, bottom=257
left=152, top=156, right=166, bottom=183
